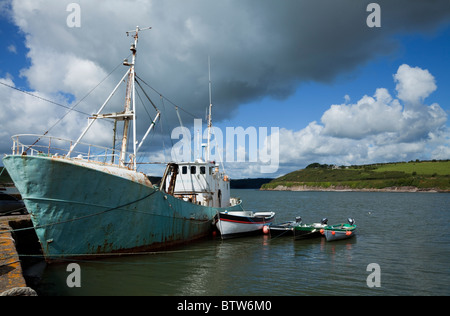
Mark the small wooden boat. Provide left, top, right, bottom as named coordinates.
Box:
left=321, top=218, right=356, bottom=241
left=293, top=218, right=328, bottom=240
left=270, top=217, right=328, bottom=239
left=269, top=216, right=302, bottom=237
left=215, top=210, right=275, bottom=238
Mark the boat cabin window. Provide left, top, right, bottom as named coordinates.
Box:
left=178, top=165, right=209, bottom=175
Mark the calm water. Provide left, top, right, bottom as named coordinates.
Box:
left=36, top=190, right=450, bottom=296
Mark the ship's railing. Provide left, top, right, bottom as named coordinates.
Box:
left=11, top=134, right=131, bottom=168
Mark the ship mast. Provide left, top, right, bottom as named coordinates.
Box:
left=66, top=26, right=151, bottom=171
left=120, top=26, right=151, bottom=169
left=206, top=56, right=213, bottom=162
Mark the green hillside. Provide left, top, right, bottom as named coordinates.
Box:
left=371, top=161, right=450, bottom=175
left=261, top=160, right=450, bottom=192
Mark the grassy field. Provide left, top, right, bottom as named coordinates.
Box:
left=370, top=161, right=450, bottom=176
left=262, top=160, right=450, bottom=191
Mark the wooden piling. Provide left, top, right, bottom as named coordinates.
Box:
left=0, top=216, right=29, bottom=294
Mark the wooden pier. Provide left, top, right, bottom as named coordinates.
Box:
left=0, top=215, right=37, bottom=296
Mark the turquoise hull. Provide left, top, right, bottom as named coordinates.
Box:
left=3, top=155, right=241, bottom=261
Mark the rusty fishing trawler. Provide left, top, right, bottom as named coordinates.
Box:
left=2, top=27, right=243, bottom=261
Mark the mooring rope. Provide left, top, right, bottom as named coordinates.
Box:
left=0, top=287, right=37, bottom=296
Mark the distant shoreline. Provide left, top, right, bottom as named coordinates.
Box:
left=260, top=184, right=449, bottom=193
left=260, top=160, right=450, bottom=193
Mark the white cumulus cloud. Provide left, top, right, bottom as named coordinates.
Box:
left=394, top=64, right=437, bottom=106
left=275, top=64, right=449, bottom=175
left=321, top=88, right=404, bottom=139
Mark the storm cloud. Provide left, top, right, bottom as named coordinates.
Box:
left=8, top=0, right=450, bottom=116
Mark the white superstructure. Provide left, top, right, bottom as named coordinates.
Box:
left=161, top=160, right=232, bottom=208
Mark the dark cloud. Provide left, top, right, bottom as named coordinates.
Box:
left=12, top=0, right=450, bottom=115
left=135, top=0, right=450, bottom=118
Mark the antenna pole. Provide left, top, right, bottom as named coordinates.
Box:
left=206, top=56, right=213, bottom=162
left=120, top=26, right=151, bottom=169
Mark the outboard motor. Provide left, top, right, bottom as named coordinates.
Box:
left=347, top=218, right=355, bottom=225
left=321, top=218, right=328, bottom=225
left=295, top=216, right=302, bottom=223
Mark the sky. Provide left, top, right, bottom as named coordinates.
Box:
left=0, top=0, right=450, bottom=179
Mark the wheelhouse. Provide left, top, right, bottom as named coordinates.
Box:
left=161, top=160, right=232, bottom=208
